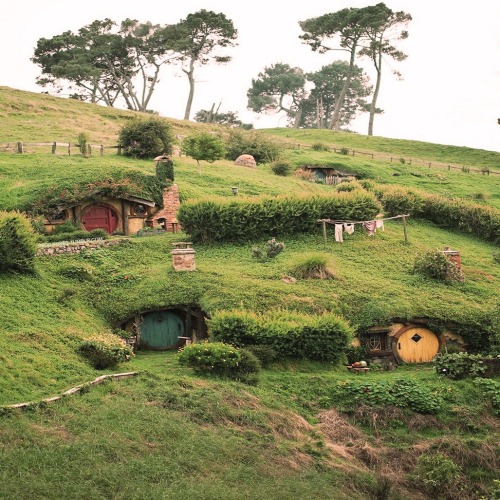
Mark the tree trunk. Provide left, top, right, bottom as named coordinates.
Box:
left=329, top=47, right=357, bottom=130
left=368, top=38, right=383, bottom=137
left=183, top=59, right=196, bottom=121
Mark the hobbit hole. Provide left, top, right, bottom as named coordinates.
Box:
left=120, top=306, right=207, bottom=351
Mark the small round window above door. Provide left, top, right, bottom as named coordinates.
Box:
left=82, top=204, right=119, bottom=234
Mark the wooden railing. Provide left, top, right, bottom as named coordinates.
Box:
left=0, top=141, right=122, bottom=155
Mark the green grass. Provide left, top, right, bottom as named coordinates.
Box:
left=0, top=86, right=499, bottom=499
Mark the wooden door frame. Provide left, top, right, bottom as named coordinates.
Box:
left=81, top=202, right=120, bottom=234
left=392, top=324, right=445, bottom=364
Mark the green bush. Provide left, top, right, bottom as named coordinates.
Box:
left=474, top=378, right=500, bottom=416
left=413, top=249, right=464, bottom=283
left=339, top=147, right=350, bottom=155
left=270, top=160, right=292, bottom=176
left=78, top=337, right=134, bottom=369
left=225, top=129, right=283, bottom=164
left=76, top=132, right=89, bottom=156
left=336, top=180, right=362, bottom=193
left=411, top=454, right=460, bottom=495
left=0, top=211, right=37, bottom=274
left=155, top=157, right=174, bottom=182
left=433, top=352, right=489, bottom=379
left=252, top=238, right=285, bottom=260
left=344, top=344, right=370, bottom=365
left=340, top=378, right=442, bottom=414
left=311, top=142, right=329, bottom=151
left=243, top=345, right=277, bottom=368
left=178, top=342, right=261, bottom=383
left=178, top=192, right=381, bottom=243
left=119, top=117, right=174, bottom=159
left=375, top=186, right=425, bottom=217
left=208, top=310, right=353, bottom=363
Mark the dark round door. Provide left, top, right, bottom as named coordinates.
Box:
left=82, top=204, right=118, bottom=233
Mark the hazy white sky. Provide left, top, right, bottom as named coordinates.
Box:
left=3, top=0, right=500, bottom=151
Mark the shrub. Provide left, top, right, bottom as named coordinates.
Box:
left=78, top=337, right=134, bottom=369
left=243, top=345, right=277, bottom=367
left=252, top=238, right=285, bottom=260
left=474, top=378, right=500, bottom=416
left=45, top=228, right=108, bottom=243
left=339, top=147, right=350, bottom=155
left=375, top=186, right=425, bottom=217
left=340, top=378, right=442, bottom=414
left=289, top=254, right=335, bottom=279
left=493, top=249, right=500, bottom=264
left=178, top=192, right=381, bottom=243
left=344, top=344, right=370, bottom=365
left=225, top=129, right=283, bottom=164
left=76, top=132, right=89, bottom=156
left=411, top=454, right=461, bottom=495
left=270, top=160, right=292, bottom=176
left=178, top=342, right=260, bottom=383
left=119, top=118, right=174, bottom=159
left=312, top=142, right=329, bottom=151
left=413, top=249, right=464, bottom=283
left=434, top=352, right=489, bottom=379
left=0, top=211, right=37, bottom=274
left=336, top=180, right=362, bottom=193
left=155, top=157, right=174, bottom=182
left=208, top=310, right=353, bottom=363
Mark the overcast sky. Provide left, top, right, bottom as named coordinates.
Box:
left=3, top=0, right=500, bottom=152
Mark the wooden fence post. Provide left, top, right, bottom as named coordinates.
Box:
left=87, top=144, right=92, bottom=156
left=118, top=144, right=122, bottom=155
left=17, top=142, right=24, bottom=154
left=100, top=145, right=104, bottom=156
left=68, top=142, right=71, bottom=156
left=322, top=220, right=327, bottom=247
left=51, top=142, right=57, bottom=154
left=402, top=216, right=408, bottom=244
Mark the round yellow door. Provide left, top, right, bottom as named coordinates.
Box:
left=396, top=327, right=440, bottom=363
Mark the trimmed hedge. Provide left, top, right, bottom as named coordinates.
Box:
left=177, top=192, right=381, bottom=243
left=376, top=186, right=500, bottom=243
left=0, top=211, right=37, bottom=274
left=208, top=310, right=353, bottom=363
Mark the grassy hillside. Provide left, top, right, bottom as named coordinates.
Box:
left=1, top=87, right=499, bottom=499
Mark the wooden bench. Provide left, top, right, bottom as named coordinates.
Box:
left=347, top=365, right=370, bottom=374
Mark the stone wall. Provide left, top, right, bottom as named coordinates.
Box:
left=37, top=238, right=127, bottom=256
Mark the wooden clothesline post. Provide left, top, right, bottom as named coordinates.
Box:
left=318, top=214, right=410, bottom=244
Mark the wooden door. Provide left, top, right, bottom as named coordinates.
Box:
left=141, top=311, right=184, bottom=349
left=82, top=204, right=118, bottom=233
left=396, top=327, right=439, bottom=363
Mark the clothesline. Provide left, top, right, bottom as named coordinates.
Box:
left=318, top=214, right=410, bottom=244
left=317, top=214, right=410, bottom=224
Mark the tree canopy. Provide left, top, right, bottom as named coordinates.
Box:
left=182, top=133, right=227, bottom=174
left=247, top=63, right=307, bottom=128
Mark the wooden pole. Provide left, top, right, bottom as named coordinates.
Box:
left=51, top=142, right=56, bottom=154
left=68, top=142, right=71, bottom=156
left=100, top=145, right=104, bottom=156
left=17, top=142, right=24, bottom=154
left=402, top=216, right=408, bottom=243
left=322, top=220, right=327, bottom=247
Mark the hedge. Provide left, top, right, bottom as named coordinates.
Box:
left=376, top=186, right=500, bottom=243
left=177, top=192, right=381, bottom=243
left=208, top=310, right=353, bottom=363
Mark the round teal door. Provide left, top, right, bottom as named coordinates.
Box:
left=141, top=311, right=184, bottom=349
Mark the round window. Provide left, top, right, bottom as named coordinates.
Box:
left=134, top=204, right=147, bottom=215
left=51, top=210, right=68, bottom=222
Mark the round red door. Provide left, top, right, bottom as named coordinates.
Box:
left=82, top=204, right=118, bottom=234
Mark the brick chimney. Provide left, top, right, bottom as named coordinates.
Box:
left=151, top=183, right=181, bottom=232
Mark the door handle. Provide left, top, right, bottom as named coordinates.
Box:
left=398, top=343, right=401, bottom=350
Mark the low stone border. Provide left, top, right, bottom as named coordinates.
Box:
left=1, top=372, right=139, bottom=411
left=37, top=238, right=129, bottom=256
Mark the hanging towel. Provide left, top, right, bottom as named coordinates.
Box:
left=344, top=223, right=355, bottom=235
left=362, top=220, right=377, bottom=236
left=334, top=223, right=344, bottom=243
left=375, top=219, right=385, bottom=231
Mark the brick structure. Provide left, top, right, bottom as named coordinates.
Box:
left=442, top=246, right=461, bottom=270
left=171, top=242, right=196, bottom=271
left=150, top=183, right=181, bottom=232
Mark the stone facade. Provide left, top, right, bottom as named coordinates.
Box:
left=37, top=238, right=127, bottom=256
